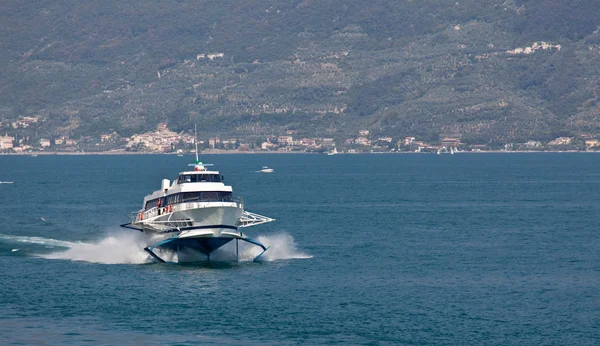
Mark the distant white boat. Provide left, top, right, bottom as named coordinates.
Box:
left=177, top=149, right=184, bottom=156
left=327, top=146, right=338, bottom=156
left=259, top=166, right=274, bottom=173
left=0, top=181, right=14, bottom=184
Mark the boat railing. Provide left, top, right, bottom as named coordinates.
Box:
left=238, top=210, right=275, bottom=227
left=128, top=211, right=141, bottom=223
left=132, top=197, right=244, bottom=222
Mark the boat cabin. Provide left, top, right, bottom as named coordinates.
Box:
left=142, top=170, right=232, bottom=212
left=177, top=172, right=221, bottom=184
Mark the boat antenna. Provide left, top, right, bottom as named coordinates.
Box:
left=189, top=124, right=212, bottom=170
left=194, top=124, right=199, bottom=164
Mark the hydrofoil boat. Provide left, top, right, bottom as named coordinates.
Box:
left=120, top=129, right=274, bottom=263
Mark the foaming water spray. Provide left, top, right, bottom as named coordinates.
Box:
left=242, top=233, right=312, bottom=261
left=2, top=231, right=309, bottom=264
left=40, top=231, right=151, bottom=264
left=1, top=232, right=148, bottom=264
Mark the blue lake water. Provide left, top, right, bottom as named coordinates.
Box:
left=0, top=153, right=599, bottom=345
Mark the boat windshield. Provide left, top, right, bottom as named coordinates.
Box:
left=178, top=173, right=221, bottom=184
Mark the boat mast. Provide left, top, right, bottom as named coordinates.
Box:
left=189, top=124, right=211, bottom=171
left=194, top=124, right=199, bottom=164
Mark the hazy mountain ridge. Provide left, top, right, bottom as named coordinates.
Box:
left=1, top=0, right=600, bottom=143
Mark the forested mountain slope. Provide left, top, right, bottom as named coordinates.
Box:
left=1, top=0, right=599, bottom=142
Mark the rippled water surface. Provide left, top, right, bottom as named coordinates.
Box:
left=0, top=153, right=599, bottom=345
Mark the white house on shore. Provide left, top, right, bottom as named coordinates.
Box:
left=0, top=135, right=14, bottom=150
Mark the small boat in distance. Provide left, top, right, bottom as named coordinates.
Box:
left=259, top=166, right=274, bottom=173
left=326, top=146, right=338, bottom=156
left=176, top=149, right=184, bottom=156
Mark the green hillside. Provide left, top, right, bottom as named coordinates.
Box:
left=1, top=0, right=600, bottom=143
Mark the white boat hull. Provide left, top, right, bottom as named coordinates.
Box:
left=134, top=202, right=243, bottom=239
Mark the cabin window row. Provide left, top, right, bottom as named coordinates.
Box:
left=145, top=191, right=233, bottom=210
left=177, top=174, right=221, bottom=184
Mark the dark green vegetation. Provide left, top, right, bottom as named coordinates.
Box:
left=1, top=0, right=600, bottom=143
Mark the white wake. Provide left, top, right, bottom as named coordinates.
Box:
left=0, top=234, right=77, bottom=248
left=243, top=233, right=312, bottom=261
left=40, top=232, right=150, bottom=264
left=2, top=232, right=310, bottom=264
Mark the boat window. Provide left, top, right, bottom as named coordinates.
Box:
left=203, top=192, right=217, bottom=201
left=178, top=174, right=221, bottom=184
left=182, top=192, right=198, bottom=202
left=181, top=191, right=232, bottom=202
left=166, top=193, right=182, bottom=205
left=145, top=198, right=160, bottom=210
left=197, top=174, right=221, bottom=182
left=142, top=192, right=234, bottom=206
